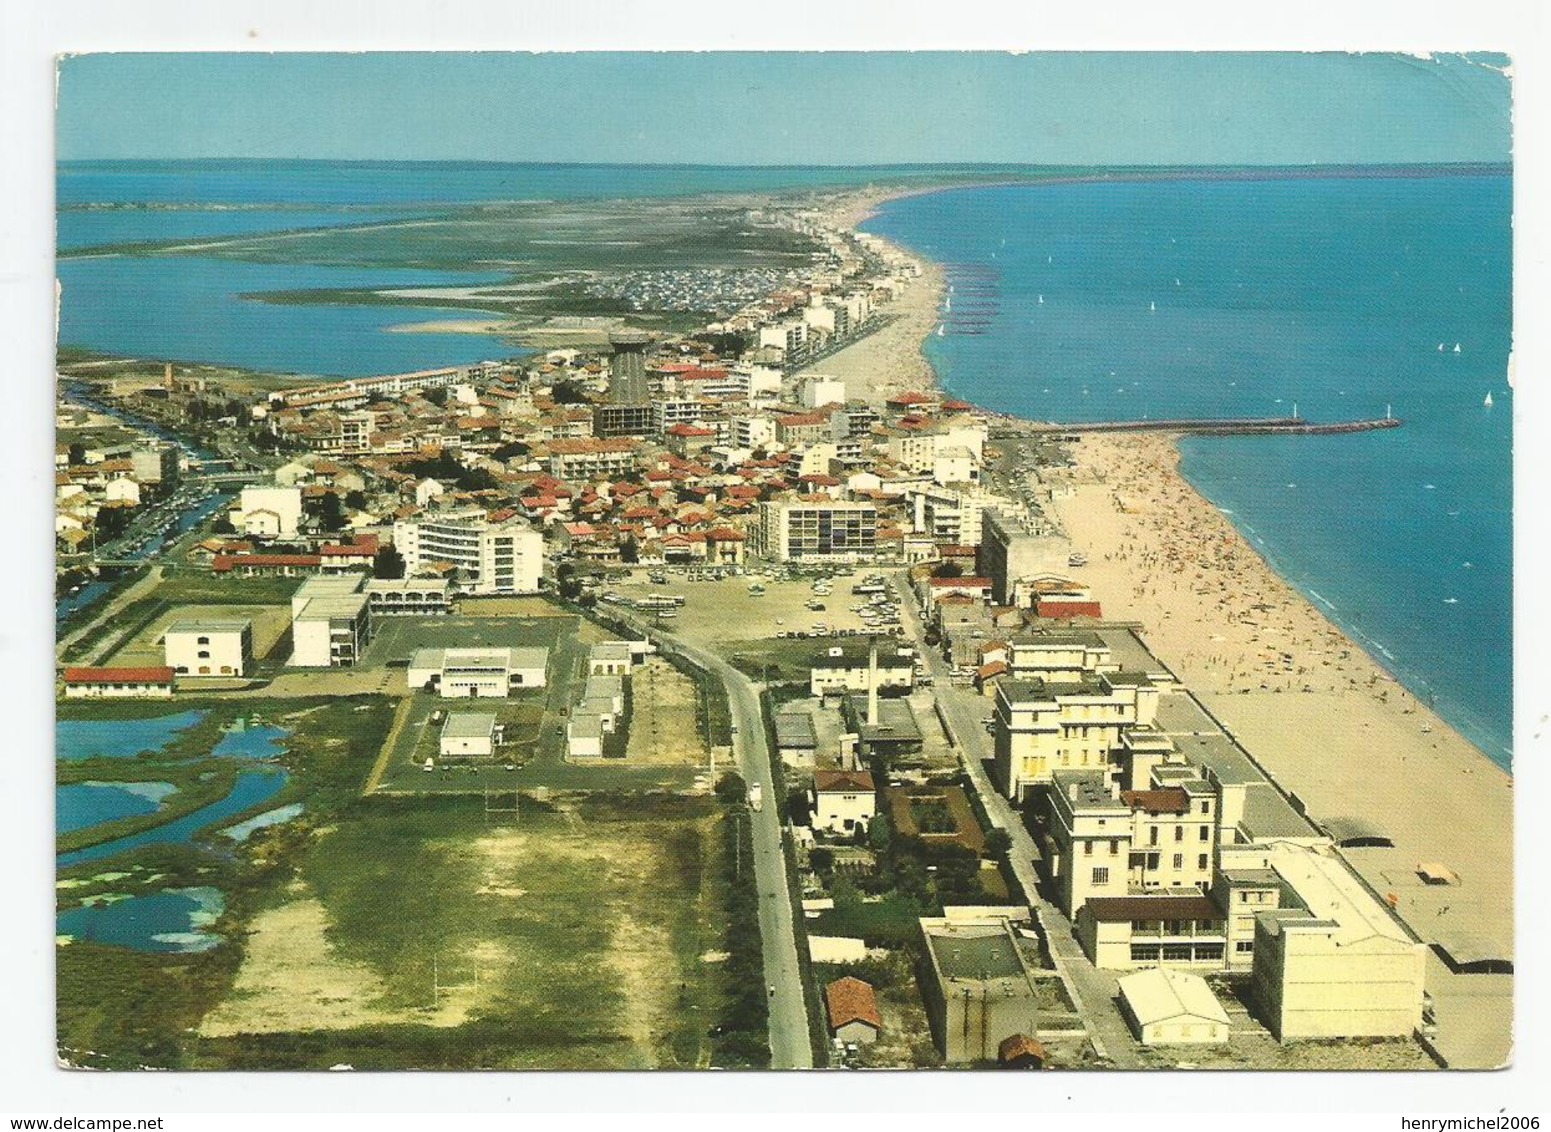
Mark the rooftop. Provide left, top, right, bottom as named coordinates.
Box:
left=1118, top=967, right=1230, bottom=1027
left=923, top=924, right=1025, bottom=982
left=442, top=712, right=498, bottom=740
left=166, top=619, right=251, bottom=635
left=823, top=977, right=882, bottom=1031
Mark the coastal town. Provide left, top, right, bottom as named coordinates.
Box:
left=54, top=189, right=1512, bottom=1074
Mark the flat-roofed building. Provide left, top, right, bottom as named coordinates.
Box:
left=291, top=590, right=372, bottom=667
left=439, top=712, right=498, bottom=758
left=809, top=645, right=914, bottom=697
left=757, top=499, right=877, bottom=562
left=919, top=912, right=1042, bottom=1064
left=588, top=640, right=637, bottom=677
left=1074, top=891, right=1229, bottom=971
left=978, top=507, right=1067, bottom=606
left=392, top=513, right=543, bottom=595
left=408, top=646, right=549, bottom=697
left=1005, top=630, right=1117, bottom=680
left=992, top=672, right=1160, bottom=802
left=229, top=485, right=303, bottom=539
left=62, top=665, right=175, bottom=699
left=1250, top=845, right=1427, bottom=1042
left=164, top=618, right=252, bottom=678
left=364, top=577, right=452, bottom=616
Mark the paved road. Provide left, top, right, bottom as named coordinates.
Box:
left=890, top=573, right=1141, bottom=1067
left=615, top=611, right=814, bottom=1069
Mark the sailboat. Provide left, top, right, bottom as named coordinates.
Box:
left=1438, top=343, right=1446, bottom=352
left=1453, top=343, right=1462, bottom=354
left=1149, top=301, right=1156, bottom=313
left=1037, top=294, right=1044, bottom=305
left=1484, top=391, right=1494, bottom=408
left=936, top=324, right=945, bottom=338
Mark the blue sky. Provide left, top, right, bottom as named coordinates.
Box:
left=57, top=51, right=1512, bottom=165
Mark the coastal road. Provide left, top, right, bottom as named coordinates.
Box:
left=890, top=574, right=1141, bottom=1068
left=614, top=610, right=814, bottom=1070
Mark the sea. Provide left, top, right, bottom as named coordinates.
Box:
left=863, top=172, right=1513, bottom=767
left=54, top=161, right=1514, bottom=766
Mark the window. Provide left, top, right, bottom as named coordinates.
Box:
left=1236, top=940, right=1255, bottom=954
left=1174, top=825, right=1184, bottom=842
left=1130, top=944, right=1160, bottom=963
left=197, top=650, right=210, bottom=659
left=1083, top=840, right=1093, bottom=856
left=1161, top=944, right=1193, bottom=962
left=1109, top=840, right=1118, bottom=855
left=1199, top=826, right=1211, bottom=841
left=1091, top=867, right=1109, bottom=885
left=1149, top=827, right=1158, bottom=846
left=1193, top=943, right=1224, bottom=961
left=1197, top=854, right=1209, bottom=870
left=197, top=636, right=210, bottom=645
left=1172, top=853, right=1183, bottom=870
left=1200, top=800, right=1210, bottom=814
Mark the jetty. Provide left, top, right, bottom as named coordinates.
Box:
left=992, top=415, right=1403, bottom=439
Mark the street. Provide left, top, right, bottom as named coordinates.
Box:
left=889, top=573, right=1140, bottom=1067
left=615, top=611, right=814, bottom=1069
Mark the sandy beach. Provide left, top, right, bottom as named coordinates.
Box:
left=797, top=194, right=945, bottom=407
left=1043, top=435, right=1512, bottom=952
left=816, top=188, right=1513, bottom=1064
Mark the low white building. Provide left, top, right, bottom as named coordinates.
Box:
left=439, top=712, right=499, bottom=758
left=62, top=665, right=175, bottom=699
left=1118, top=967, right=1231, bottom=1046
left=588, top=640, right=646, bottom=676
left=408, top=646, right=549, bottom=697
left=364, top=577, right=452, bottom=616
left=164, top=618, right=252, bottom=678
left=812, top=769, right=876, bottom=835
left=567, top=712, right=605, bottom=759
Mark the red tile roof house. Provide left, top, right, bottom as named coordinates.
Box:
left=62, top=666, right=176, bottom=699
left=212, top=553, right=323, bottom=577
left=824, top=977, right=882, bottom=1045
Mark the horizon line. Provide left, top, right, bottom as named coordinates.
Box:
left=58, top=158, right=1513, bottom=171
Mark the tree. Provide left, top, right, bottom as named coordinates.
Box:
left=619, top=535, right=639, bottom=564
left=67, top=442, right=87, bottom=466
left=984, top=828, right=1013, bottom=857
left=932, top=559, right=963, bottom=579
left=491, top=441, right=530, bottom=462
left=422, top=385, right=448, bottom=407
left=210, top=514, right=236, bottom=536
left=549, top=379, right=591, bottom=405
left=344, top=490, right=367, bottom=511
left=93, top=506, right=134, bottom=541
left=372, top=545, right=405, bottom=580
left=318, top=491, right=347, bottom=533
left=868, top=811, right=892, bottom=853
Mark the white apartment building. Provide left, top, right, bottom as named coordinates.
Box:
left=164, top=618, right=253, bottom=677
left=757, top=499, right=878, bottom=562
left=408, top=647, right=550, bottom=697
left=392, top=513, right=543, bottom=594
left=1045, top=768, right=1219, bottom=919
left=909, top=485, right=998, bottom=547
left=992, top=672, right=1161, bottom=802
left=732, top=414, right=778, bottom=450
left=289, top=574, right=373, bottom=667
left=799, top=374, right=847, bottom=409
left=545, top=438, right=641, bottom=480
left=229, top=485, right=303, bottom=538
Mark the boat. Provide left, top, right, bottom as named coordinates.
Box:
left=1149, top=301, right=1156, bottom=312
left=1484, top=391, right=1494, bottom=407
left=1037, top=294, right=1044, bottom=305
left=1453, top=343, right=1462, bottom=354
left=936, top=324, right=945, bottom=337
left=1438, top=343, right=1446, bottom=352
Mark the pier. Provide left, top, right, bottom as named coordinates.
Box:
left=994, top=415, right=1403, bottom=438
